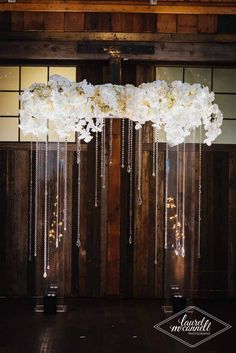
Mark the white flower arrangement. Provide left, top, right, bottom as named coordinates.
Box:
left=19, top=75, right=223, bottom=146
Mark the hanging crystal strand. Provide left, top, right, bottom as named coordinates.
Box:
left=137, top=128, right=142, bottom=206
left=94, top=131, right=98, bottom=207
left=76, top=138, right=81, bottom=248
left=47, top=172, right=50, bottom=271
left=154, top=129, right=159, bottom=265
left=127, top=119, right=131, bottom=173
left=28, top=141, right=33, bottom=261
left=198, top=126, right=202, bottom=259
left=47, top=145, right=51, bottom=270
left=77, top=134, right=81, bottom=165
left=181, top=142, right=186, bottom=258
left=102, top=121, right=106, bottom=189
left=34, top=138, right=39, bottom=257
left=129, top=121, right=133, bottom=245
left=175, top=145, right=180, bottom=256
left=152, top=127, right=156, bottom=177
left=101, top=120, right=106, bottom=189
left=164, top=143, right=169, bottom=250
left=109, top=119, right=113, bottom=165
left=43, top=139, right=48, bottom=278
left=121, top=118, right=125, bottom=168
left=56, top=140, right=60, bottom=248
left=63, top=138, right=68, bottom=232
left=101, top=120, right=104, bottom=178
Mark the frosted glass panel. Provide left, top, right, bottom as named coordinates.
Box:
left=157, top=126, right=166, bottom=143
left=213, top=69, right=236, bottom=93
left=156, top=67, right=183, bottom=83
left=0, top=92, right=19, bottom=116
left=20, top=131, right=47, bottom=142
left=0, top=118, right=18, bottom=141
left=214, top=120, right=236, bottom=144
left=21, top=67, right=48, bottom=89
left=215, top=94, right=236, bottom=120
left=185, top=68, right=211, bottom=88
left=0, top=67, right=19, bottom=90
left=20, top=131, right=34, bottom=142
left=49, top=67, right=76, bottom=81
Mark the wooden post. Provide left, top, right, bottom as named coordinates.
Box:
left=107, top=48, right=121, bottom=295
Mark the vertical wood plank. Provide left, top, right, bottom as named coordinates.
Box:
left=24, top=12, right=44, bottom=31
left=157, top=14, right=177, bottom=33
left=0, top=151, right=7, bottom=295
left=64, top=13, right=85, bottom=32
left=107, top=118, right=121, bottom=295
left=85, top=13, right=111, bottom=31
left=64, top=150, right=73, bottom=296
left=177, top=15, right=198, bottom=34
left=0, top=12, right=11, bottom=31
left=155, top=150, right=165, bottom=298
left=198, top=15, right=218, bottom=33
left=11, top=12, right=24, bottom=31
left=44, top=12, right=64, bottom=31
left=228, top=152, right=236, bottom=298
left=119, top=63, right=137, bottom=298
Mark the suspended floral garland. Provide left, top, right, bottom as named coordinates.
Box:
left=21, top=75, right=223, bottom=281
left=20, top=75, right=223, bottom=146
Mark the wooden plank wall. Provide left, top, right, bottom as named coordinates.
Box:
left=0, top=12, right=221, bottom=34
left=0, top=142, right=236, bottom=299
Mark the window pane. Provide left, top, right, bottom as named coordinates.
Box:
left=20, top=131, right=34, bottom=142
left=184, top=68, right=211, bottom=88
left=0, top=92, right=19, bottom=116
left=214, top=120, right=236, bottom=144
left=48, top=121, right=75, bottom=142
left=0, top=118, right=18, bottom=141
left=215, top=94, right=236, bottom=120
left=20, top=131, right=47, bottom=142
left=0, top=67, right=19, bottom=91
left=49, top=67, right=76, bottom=81
left=213, top=69, right=236, bottom=93
left=157, top=126, right=166, bottom=143
left=156, top=67, right=183, bottom=83
left=21, top=67, right=48, bottom=89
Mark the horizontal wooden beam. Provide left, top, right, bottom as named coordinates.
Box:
left=2, top=31, right=236, bottom=43
left=0, top=40, right=235, bottom=63
left=0, top=2, right=236, bottom=15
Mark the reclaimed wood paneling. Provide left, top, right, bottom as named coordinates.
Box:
left=157, top=14, right=177, bottom=33
left=0, top=11, right=11, bottom=31
left=0, top=151, right=7, bottom=295
left=1, top=143, right=236, bottom=299
left=64, top=13, right=85, bottom=32
left=228, top=152, right=236, bottom=298
left=11, top=12, right=24, bottom=31
left=177, top=14, right=198, bottom=33
left=44, top=12, right=64, bottom=31
left=198, top=14, right=218, bottom=33
left=23, top=11, right=44, bottom=31
left=85, top=13, right=111, bottom=31
left=107, top=118, right=121, bottom=295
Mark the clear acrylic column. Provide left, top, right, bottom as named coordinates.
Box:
left=164, top=131, right=198, bottom=299
left=35, top=141, right=66, bottom=310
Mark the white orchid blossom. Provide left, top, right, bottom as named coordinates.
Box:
left=20, top=75, right=223, bottom=145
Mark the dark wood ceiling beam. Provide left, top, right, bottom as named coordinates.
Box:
left=0, top=40, right=235, bottom=63
left=1, top=31, right=236, bottom=43
left=0, top=2, right=236, bottom=15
